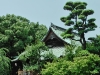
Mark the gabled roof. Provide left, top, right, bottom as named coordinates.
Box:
left=43, top=23, right=71, bottom=44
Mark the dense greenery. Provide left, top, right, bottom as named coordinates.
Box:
left=41, top=35, right=100, bottom=75
left=87, top=35, right=100, bottom=55
left=0, top=14, right=48, bottom=75
left=41, top=49, right=100, bottom=75
left=60, top=1, right=97, bottom=49
left=19, top=42, right=48, bottom=72
left=0, top=14, right=47, bottom=58
left=0, top=1, right=99, bottom=75
left=0, top=48, right=11, bottom=75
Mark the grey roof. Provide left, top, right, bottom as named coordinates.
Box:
left=50, top=23, right=71, bottom=44
left=42, top=23, right=72, bottom=44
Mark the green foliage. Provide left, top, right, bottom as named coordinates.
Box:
left=41, top=50, right=100, bottom=75
left=23, top=64, right=39, bottom=71
left=65, top=20, right=74, bottom=26
left=19, top=42, right=48, bottom=62
left=41, top=39, right=100, bottom=75
left=64, top=41, right=76, bottom=61
left=0, top=48, right=11, bottom=75
left=19, top=42, right=48, bottom=72
left=42, top=51, right=57, bottom=62
left=0, top=14, right=48, bottom=74
left=0, top=14, right=47, bottom=57
left=61, top=28, right=74, bottom=39
left=87, top=35, right=100, bottom=55
left=60, top=1, right=97, bottom=49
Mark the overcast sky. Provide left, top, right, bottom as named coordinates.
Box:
left=0, top=0, right=100, bottom=39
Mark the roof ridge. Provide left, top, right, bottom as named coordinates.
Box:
left=50, top=23, right=78, bottom=36
left=50, top=23, right=66, bottom=31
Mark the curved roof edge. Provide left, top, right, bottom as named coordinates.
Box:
left=43, top=23, right=71, bottom=44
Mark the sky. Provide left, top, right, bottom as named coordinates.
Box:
left=0, top=0, right=100, bottom=40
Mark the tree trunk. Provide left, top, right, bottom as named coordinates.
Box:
left=80, top=33, right=86, bottom=50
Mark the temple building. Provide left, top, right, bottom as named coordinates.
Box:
left=42, top=23, right=81, bottom=57
left=11, top=23, right=81, bottom=75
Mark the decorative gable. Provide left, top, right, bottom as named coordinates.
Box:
left=43, top=23, right=81, bottom=57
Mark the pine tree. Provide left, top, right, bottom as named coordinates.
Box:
left=60, top=1, right=97, bottom=49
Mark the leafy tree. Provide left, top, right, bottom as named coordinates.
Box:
left=87, top=35, right=100, bottom=55
left=0, top=14, right=47, bottom=58
left=36, top=24, right=48, bottom=40
left=42, top=51, right=57, bottom=62
left=19, top=42, right=48, bottom=73
left=0, top=48, right=11, bottom=75
left=60, top=1, right=97, bottom=49
left=17, top=21, right=48, bottom=73
left=41, top=50, right=100, bottom=75
left=0, top=14, right=48, bottom=74
left=64, top=40, right=77, bottom=61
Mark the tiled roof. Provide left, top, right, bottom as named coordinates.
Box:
left=50, top=23, right=71, bottom=44
left=49, top=23, right=81, bottom=46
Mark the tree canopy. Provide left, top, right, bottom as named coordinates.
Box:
left=41, top=50, right=100, bottom=75
left=41, top=2, right=100, bottom=75
left=60, top=1, right=97, bottom=49
left=0, top=14, right=48, bottom=74
left=0, top=48, right=11, bottom=75
left=87, top=35, right=100, bottom=55
left=0, top=14, right=48, bottom=58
